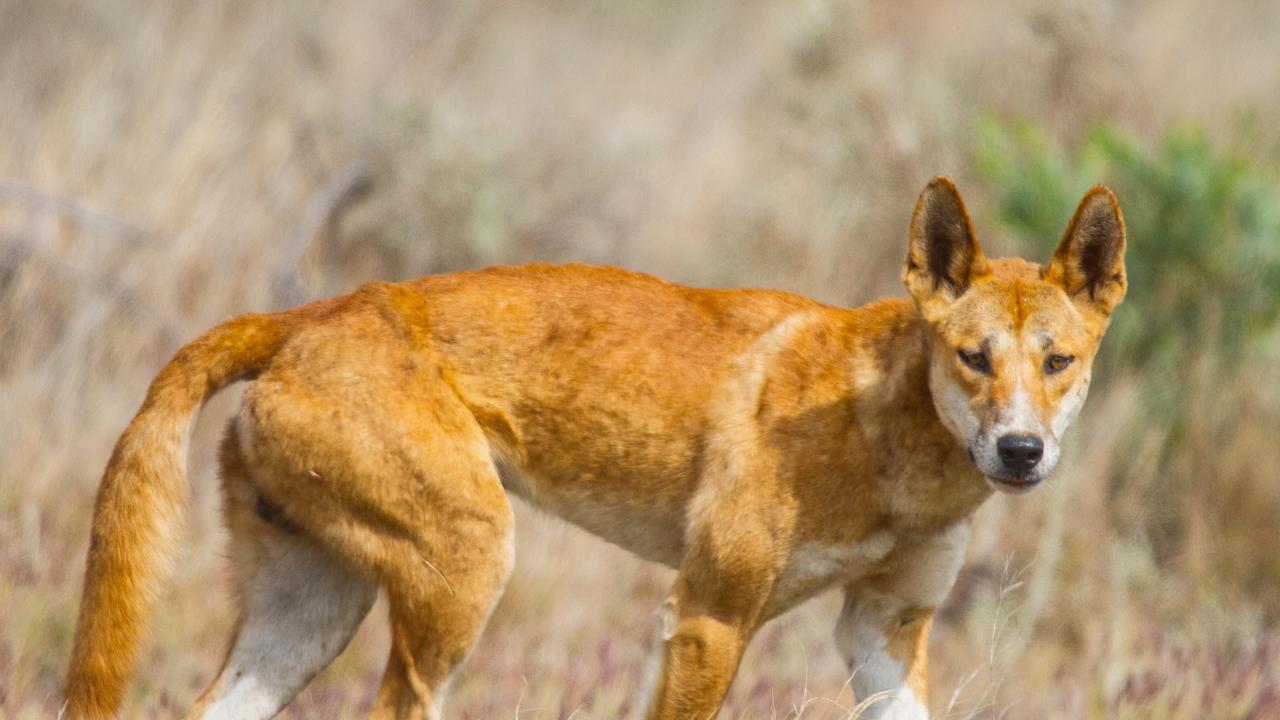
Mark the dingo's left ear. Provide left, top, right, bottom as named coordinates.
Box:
left=904, top=176, right=991, bottom=321
left=1046, top=186, right=1127, bottom=318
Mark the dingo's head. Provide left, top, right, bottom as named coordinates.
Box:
left=903, top=177, right=1126, bottom=494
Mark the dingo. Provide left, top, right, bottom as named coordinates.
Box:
left=65, top=178, right=1125, bottom=719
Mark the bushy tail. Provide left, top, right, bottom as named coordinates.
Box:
left=64, top=312, right=290, bottom=718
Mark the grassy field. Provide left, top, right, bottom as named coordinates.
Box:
left=3, top=1, right=1280, bottom=717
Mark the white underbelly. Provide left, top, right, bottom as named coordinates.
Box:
left=497, top=460, right=687, bottom=568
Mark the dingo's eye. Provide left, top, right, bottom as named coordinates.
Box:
left=958, top=349, right=990, bottom=374
left=1045, top=354, right=1074, bottom=374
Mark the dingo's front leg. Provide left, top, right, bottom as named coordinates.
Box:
left=641, top=314, right=806, bottom=719
left=642, top=498, right=787, bottom=719
left=643, top=597, right=754, bottom=720
left=834, top=590, right=933, bottom=720
left=833, top=523, right=970, bottom=720
left=642, top=564, right=773, bottom=718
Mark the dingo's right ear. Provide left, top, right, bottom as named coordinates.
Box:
left=904, top=176, right=991, bottom=322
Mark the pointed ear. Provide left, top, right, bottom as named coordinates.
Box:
left=1045, top=185, right=1127, bottom=318
left=903, top=176, right=990, bottom=321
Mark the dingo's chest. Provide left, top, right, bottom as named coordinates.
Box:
left=763, top=530, right=898, bottom=615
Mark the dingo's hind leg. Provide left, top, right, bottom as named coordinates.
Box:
left=237, top=319, right=515, bottom=720
left=369, top=503, right=513, bottom=720
left=186, top=426, right=377, bottom=720
left=266, top=411, right=513, bottom=720
left=354, top=418, right=515, bottom=720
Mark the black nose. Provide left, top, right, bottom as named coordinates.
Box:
left=997, top=434, right=1044, bottom=474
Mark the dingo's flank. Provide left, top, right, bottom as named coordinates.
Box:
left=65, top=178, right=1125, bottom=720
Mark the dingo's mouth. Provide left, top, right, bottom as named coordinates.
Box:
left=987, top=475, right=1042, bottom=494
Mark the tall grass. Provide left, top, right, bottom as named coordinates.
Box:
left=2, top=1, right=1280, bottom=718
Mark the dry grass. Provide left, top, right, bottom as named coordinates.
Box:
left=2, top=1, right=1279, bottom=718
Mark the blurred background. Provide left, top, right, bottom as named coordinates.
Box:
left=3, top=1, right=1280, bottom=717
